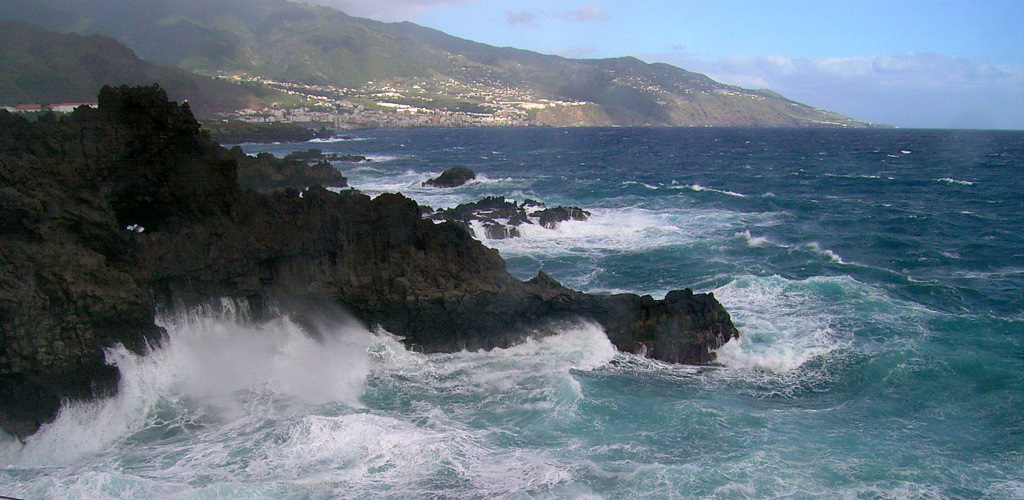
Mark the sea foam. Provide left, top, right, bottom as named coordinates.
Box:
left=805, top=242, right=846, bottom=264
left=936, top=177, right=975, bottom=186
left=682, top=183, right=748, bottom=198
left=711, top=275, right=854, bottom=376
left=484, top=206, right=753, bottom=260
left=1, top=306, right=376, bottom=468
left=736, top=229, right=774, bottom=248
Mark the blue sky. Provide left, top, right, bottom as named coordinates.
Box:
left=320, top=0, right=1023, bottom=129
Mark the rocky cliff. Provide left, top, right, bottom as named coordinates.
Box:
left=0, top=85, right=739, bottom=437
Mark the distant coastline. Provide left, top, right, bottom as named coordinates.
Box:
left=0, top=13, right=881, bottom=130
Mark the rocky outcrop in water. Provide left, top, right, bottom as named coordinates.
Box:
left=423, top=166, right=476, bottom=188
left=0, top=85, right=738, bottom=438
left=428, top=196, right=591, bottom=239
left=282, top=148, right=369, bottom=164
left=229, top=147, right=349, bottom=192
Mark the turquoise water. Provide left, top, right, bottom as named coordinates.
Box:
left=2, top=128, right=1022, bottom=498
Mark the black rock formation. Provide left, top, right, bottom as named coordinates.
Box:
left=230, top=148, right=349, bottom=192
left=0, top=85, right=739, bottom=438
left=428, top=196, right=591, bottom=239
left=536, top=205, right=590, bottom=229
left=423, top=166, right=476, bottom=188
left=283, top=148, right=369, bottom=164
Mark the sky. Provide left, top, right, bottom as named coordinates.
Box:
left=316, top=0, right=1024, bottom=129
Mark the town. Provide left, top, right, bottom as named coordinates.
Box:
left=215, top=74, right=594, bottom=129
left=2, top=74, right=798, bottom=131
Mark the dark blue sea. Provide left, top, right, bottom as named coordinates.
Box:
left=2, top=127, right=1022, bottom=498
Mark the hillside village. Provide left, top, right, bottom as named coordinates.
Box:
left=0, top=0, right=877, bottom=130
left=215, top=74, right=597, bottom=129
left=3, top=69, right=863, bottom=130
left=2, top=76, right=598, bottom=129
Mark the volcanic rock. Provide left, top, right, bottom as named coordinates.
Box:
left=0, top=85, right=739, bottom=438
left=283, top=148, right=369, bottom=164
left=536, top=206, right=591, bottom=229
left=423, top=166, right=476, bottom=188
left=231, top=148, right=348, bottom=192
left=429, top=196, right=591, bottom=238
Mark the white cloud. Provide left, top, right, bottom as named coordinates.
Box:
left=308, top=0, right=477, bottom=22
left=506, top=9, right=539, bottom=27
left=668, top=53, right=1024, bottom=129
left=812, top=57, right=873, bottom=78
left=505, top=4, right=609, bottom=28
left=555, top=4, right=609, bottom=23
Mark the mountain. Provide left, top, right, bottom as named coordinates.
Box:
left=0, top=20, right=286, bottom=117
left=0, top=0, right=872, bottom=127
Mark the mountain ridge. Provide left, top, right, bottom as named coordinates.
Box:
left=0, top=0, right=878, bottom=127
left=0, top=19, right=283, bottom=117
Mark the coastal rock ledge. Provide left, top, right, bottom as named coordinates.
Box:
left=0, top=86, right=739, bottom=438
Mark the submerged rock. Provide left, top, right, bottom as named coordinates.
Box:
left=0, top=85, right=739, bottom=438
left=423, top=166, right=476, bottom=188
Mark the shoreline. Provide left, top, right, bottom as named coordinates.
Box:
left=0, top=85, right=739, bottom=438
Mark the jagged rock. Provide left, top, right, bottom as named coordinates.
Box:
left=432, top=196, right=521, bottom=222
left=335, top=154, right=369, bottom=163
left=229, top=148, right=349, bottom=192
left=283, top=148, right=369, bottom=164
left=483, top=221, right=521, bottom=239
left=0, top=85, right=739, bottom=438
left=430, top=196, right=591, bottom=238
left=283, top=148, right=325, bottom=162
left=0, top=85, right=202, bottom=436
left=535, top=206, right=591, bottom=229
left=423, top=166, right=476, bottom=188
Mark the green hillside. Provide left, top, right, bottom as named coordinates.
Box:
left=0, top=0, right=875, bottom=126
left=0, top=20, right=284, bottom=117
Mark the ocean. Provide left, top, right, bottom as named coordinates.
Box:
left=2, top=127, right=1022, bottom=498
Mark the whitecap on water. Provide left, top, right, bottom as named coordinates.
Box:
left=679, top=183, right=748, bottom=198
left=357, top=153, right=402, bottom=163
left=371, top=322, right=615, bottom=392
left=1, top=307, right=376, bottom=469
left=252, top=413, right=455, bottom=482
left=362, top=321, right=617, bottom=439
left=156, top=310, right=373, bottom=409
left=622, top=180, right=661, bottom=190
left=804, top=241, right=846, bottom=264
left=308, top=136, right=373, bottom=143
left=730, top=232, right=849, bottom=265
left=712, top=275, right=849, bottom=376
left=483, top=206, right=759, bottom=261
left=707, top=272, right=942, bottom=399
left=936, top=177, right=975, bottom=186
left=483, top=321, right=617, bottom=371
left=247, top=322, right=618, bottom=496
left=735, top=229, right=775, bottom=248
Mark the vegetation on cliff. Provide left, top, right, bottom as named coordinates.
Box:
left=0, top=20, right=284, bottom=118
left=0, top=0, right=875, bottom=127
